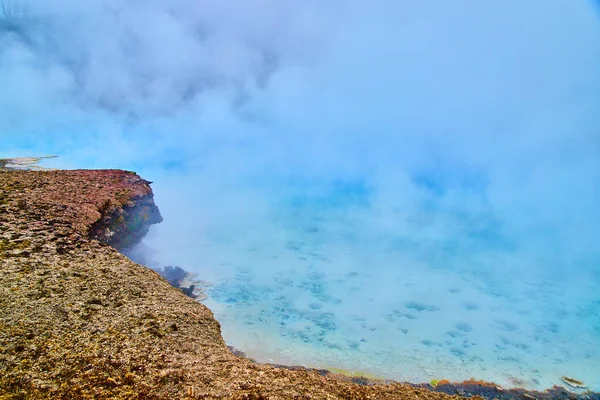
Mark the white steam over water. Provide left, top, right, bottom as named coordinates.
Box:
left=2, top=0, right=599, bottom=391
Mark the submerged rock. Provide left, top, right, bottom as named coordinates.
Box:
left=562, top=376, right=587, bottom=389
left=154, top=265, right=209, bottom=300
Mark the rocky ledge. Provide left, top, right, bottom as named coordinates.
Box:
left=0, top=169, right=457, bottom=399
left=1, top=169, right=596, bottom=400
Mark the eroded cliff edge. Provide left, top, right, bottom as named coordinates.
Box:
left=1, top=169, right=460, bottom=400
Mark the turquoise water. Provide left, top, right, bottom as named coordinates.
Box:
left=2, top=0, right=599, bottom=392
left=138, top=179, right=600, bottom=391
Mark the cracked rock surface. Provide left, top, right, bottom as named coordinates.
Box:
left=0, top=169, right=464, bottom=400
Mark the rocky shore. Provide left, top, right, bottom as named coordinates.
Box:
left=0, top=168, right=597, bottom=399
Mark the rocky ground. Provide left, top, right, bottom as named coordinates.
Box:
left=0, top=169, right=464, bottom=399
left=0, top=169, right=596, bottom=400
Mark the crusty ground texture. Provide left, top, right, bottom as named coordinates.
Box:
left=0, top=169, right=470, bottom=400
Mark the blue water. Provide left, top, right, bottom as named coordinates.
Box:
left=2, top=0, right=600, bottom=392
left=137, top=178, right=600, bottom=391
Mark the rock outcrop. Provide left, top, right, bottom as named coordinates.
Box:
left=87, top=177, right=162, bottom=251
left=1, top=169, right=460, bottom=399
left=2, top=169, right=598, bottom=400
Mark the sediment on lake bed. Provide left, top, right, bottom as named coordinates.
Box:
left=0, top=169, right=596, bottom=400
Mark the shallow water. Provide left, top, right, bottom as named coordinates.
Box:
left=139, top=181, right=600, bottom=392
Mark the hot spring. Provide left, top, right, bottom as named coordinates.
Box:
left=136, top=175, right=600, bottom=391
left=1, top=0, right=599, bottom=392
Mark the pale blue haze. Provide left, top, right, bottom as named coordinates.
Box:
left=1, top=0, right=599, bottom=390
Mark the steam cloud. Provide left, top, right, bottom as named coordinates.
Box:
left=2, top=0, right=600, bottom=280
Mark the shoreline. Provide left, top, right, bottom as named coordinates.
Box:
left=1, top=166, right=597, bottom=399
left=224, top=339, right=599, bottom=400
left=177, top=269, right=599, bottom=399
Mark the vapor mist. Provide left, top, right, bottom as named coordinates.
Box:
left=2, top=0, right=600, bottom=388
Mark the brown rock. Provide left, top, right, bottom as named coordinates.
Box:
left=0, top=169, right=463, bottom=400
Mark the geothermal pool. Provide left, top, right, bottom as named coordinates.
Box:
left=2, top=0, right=599, bottom=393
left=138, top=181, right=600, bottom=392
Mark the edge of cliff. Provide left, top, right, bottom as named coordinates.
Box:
left=1, top=169, right=595, bottom=400
left=0, top=169, right=457, bottom=400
